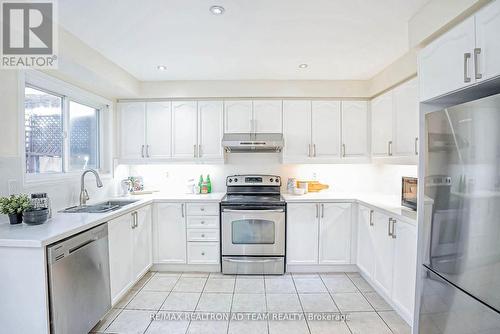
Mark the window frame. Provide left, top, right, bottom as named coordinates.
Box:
left=21, top=70, right=113, bottom=185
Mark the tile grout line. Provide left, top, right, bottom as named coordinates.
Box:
left=319, top=273, right=354, bottom=334
left=226, top=276, right=236, bottom=334
left=291, top=272, right=312, bottom=334
left=185, top=274, right=209, bottom=334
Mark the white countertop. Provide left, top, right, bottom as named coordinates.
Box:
left=0, top=193, right=225, bottom=248
left=283, top=192, right=417, bottom=224
left=0, top=191, right=416, bottom=248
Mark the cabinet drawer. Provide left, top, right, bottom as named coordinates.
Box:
left=186, top=203, right=219, bottom=216
left=187, top=242, right=220, bottom=264
left=187, top=229, right=219, bottom=242
left=187, top=216, right=219, bottom=229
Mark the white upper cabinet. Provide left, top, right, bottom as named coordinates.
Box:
left=419, top=16, right=476, bottom=101
left=371, top=92, right=394, bottom=156
left=119, top=102, right=146, bottom=159
left=311, top=101, right=341, bottom=159
left=341, top=101, right=368, bottom=157
left=286, top=203, right=319, bottom=265
left=392, top=220, right=418, bottom=322
left=224, top=100, right=253, bottom=133
left=319, top=203, right=352, bottom=265
left=357, top=206, right=375, bottom=276
left=253, top=100, right=283, bottom=133
left=198, top=101, right=223, bottom=159
left=146, top=102, right=172, bottom=159
left=475, top=0, right=500, bottom=82
left=172, top=101, right=198, bottom=159
left=155, top=203, right=187, bottom=264
left=393, top=78, right=419, bottom=156
left=283, top=100, right=312, bottom=161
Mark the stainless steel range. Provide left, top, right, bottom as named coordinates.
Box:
left=221, top=175, right=286, bottom=275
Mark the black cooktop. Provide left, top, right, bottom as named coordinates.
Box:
left=221, top=194, right=285, bottom=206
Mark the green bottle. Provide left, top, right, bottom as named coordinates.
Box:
left=198, top=175, right=204, bottom=194
left=206, top=175, right=212, bottom=193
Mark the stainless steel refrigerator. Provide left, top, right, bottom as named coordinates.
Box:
left=417, top=92, right=500, bottom=333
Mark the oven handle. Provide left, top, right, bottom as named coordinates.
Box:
left=224, top=257, right=282, bottom=263
left=222, top=208, right=285, bottom=213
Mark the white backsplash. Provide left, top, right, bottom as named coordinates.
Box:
left=125, top=154, right=417, bottom=196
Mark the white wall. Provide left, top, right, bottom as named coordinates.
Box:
left=124, top=154, right=416, bottom=197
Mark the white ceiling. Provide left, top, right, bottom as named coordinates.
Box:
left=58, top=0, right=428, bottom=81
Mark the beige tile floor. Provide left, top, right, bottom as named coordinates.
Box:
left=91, top=271, right=411, bottom=334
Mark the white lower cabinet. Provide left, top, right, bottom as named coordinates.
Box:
left=287, top=202, right=352, bottom=266
left=356, top=205, right=417, bottom=323
left=319, top=203, right=352, bottom=264
left=154, top=202, right=220, bottom=266
left=155, top=203, right=187, bottom=264
left=187, top=242, right=220, bottom=264
left=109, top=206, right=153, bottom=304
left=287, top=203, right=319, bottom=264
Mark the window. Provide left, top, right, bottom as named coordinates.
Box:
left=24, top=84, right=102, bottom=175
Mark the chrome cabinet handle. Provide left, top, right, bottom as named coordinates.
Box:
left=369, top=210, right=374, bottom=226
left=414, top=137, right=418, bottom=155
left=388, top=141, right=393, bottom=156
left=308, top=144, right=312, bottom=157
left=464, top=53, right=472, bottom=83
left=391, top=219, right=397, bottom=239
left=201, top=234, right=205, bottom=238
left=146, top=145, right=150, bottom=158
left=198, top=144, right=202, bottom=157
left=321, top=204, right=325, bottom=218
left=388, top=218, right=392, bottom=237
left=316, top=204, right=319, bottom=218
left=141, top=145, right=145, bottom=158
left=181, top=204, right=185, bottom=218
left=201, top=252, right=205, bottom=256
left=342, top=144, right=346, bottom=157
left=313, top=144, right=317, bottom=157
left=474, top=48, right=482, bottom=80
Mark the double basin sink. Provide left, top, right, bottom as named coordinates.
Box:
left=61, top=200, right=139, bottom=213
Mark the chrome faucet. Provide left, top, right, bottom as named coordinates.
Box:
left=80, top=169, right=103, bottom=206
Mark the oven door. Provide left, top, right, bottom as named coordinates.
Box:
left=222, top=207, right=285, bottom=256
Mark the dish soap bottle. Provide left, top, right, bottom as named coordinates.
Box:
left=206, top=175, right=212, bottom=193
left=198, top=175, right=204, bottom=194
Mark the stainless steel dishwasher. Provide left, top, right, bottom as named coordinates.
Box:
left=47, top=224, right=111, bottom=334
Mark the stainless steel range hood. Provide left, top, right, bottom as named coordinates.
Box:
left=222, top=133, right=284, bottom=153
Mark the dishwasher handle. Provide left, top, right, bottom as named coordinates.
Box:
left=47, top=223, right=108, bottom=265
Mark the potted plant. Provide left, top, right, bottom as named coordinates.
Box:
left=0, top=194, right=32, bottom=225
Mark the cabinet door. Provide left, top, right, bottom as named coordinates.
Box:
left=392, top=221, right=417, bottom=320
left=146, top=102, right=172, bottom=159
left=418, top=16, right=476, bottom=101
left=253, top=100, right=283, bottom=133
left=119, top=102, right=146, bottom=159
left=311, top=101, right=341, bottom=159
left=132, top=206, right=152, bottom=280
left=108, top=213, right=134, bottom=303
left=371, top=92, right=393, bottom=156
left=198, top=101, right=223, bottom=159
left=341, top=101, right=368, bottom=157
left=224, top=100, right=253, bottom=133
left=172, top=101, right=198, bottom=159
left=155, top=203, right=187, bottom=264
left=319, top=203, right=352, bottom=264
left=283, top=100, right=312, bottom=161
left=287, top=203, right=319, bottom=265
left=372, top=212, right=395, bottom=297
left=475, top=0, right=500, bottom=82
left=393, top=78, right=419, bottom=156
left=357, top=206, right=375, bottom=277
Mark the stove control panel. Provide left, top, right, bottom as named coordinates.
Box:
left=226, top=175, right=281, bottom=186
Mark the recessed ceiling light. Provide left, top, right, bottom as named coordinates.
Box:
left=298, top=63, right=309, bottom=69
left=210, top=5, right=225, bottom=15
left=157, top=65, right=167, bottom=71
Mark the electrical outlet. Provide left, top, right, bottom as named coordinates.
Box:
left=7, top=180, right=19, bottom=195
left=312, top=172, right=317, bottom=180
left=165, top=172, right=169, bottom=178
